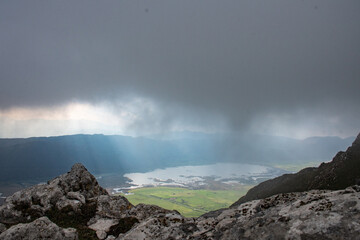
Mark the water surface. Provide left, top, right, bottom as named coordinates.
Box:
left=122, top=163, right=286, bottom=189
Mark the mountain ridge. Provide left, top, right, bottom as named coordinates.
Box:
left=0, top=133, right=353, bottom=182
left=231, top=132, right=360, bottom=207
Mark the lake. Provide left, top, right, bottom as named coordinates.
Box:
left=112, top=163, right=287, bottom=192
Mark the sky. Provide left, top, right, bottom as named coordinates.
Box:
left=0, top=0, right=359, bottom=139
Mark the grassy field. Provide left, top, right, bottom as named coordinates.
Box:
left=274, top=161, right=323, bottom=172
left=120, top=186, right=252, bottom=217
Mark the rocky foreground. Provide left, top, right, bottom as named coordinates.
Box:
left=0, top=162, right=359, bottom=240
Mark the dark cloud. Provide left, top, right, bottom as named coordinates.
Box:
left=0, top=0, right=359, bottom=135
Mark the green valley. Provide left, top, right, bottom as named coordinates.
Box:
left=120, top=186, right=253, bottom=217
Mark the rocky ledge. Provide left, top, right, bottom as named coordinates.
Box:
left=1, top=163, right=360, bottom=239
left=0, top=164, right=177, bottom=240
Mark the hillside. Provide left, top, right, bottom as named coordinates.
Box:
left=232, top=133, right=360, bottom=207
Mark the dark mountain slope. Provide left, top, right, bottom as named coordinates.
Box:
left=0, top=134, right=190, bottom=181
left=232, top=132, right=360, bottom=207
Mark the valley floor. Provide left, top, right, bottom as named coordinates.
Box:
left=112, top=161, right=323, bottom=217
left=118, top=185, right=252, bottom=217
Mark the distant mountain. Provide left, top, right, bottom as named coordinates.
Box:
left=0, top=133, right=354, bottom=182
left=232, top=133, right=360, bottom=207
left=0, top=134, right=194, bottom=181
left=216, top=133, right=354, bottom=165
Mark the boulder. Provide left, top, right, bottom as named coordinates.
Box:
left=0, top=216, right=78, bottom=240
left=88, top=218, right=119, bottom=240
left=0, top=163, right=108, bottom=224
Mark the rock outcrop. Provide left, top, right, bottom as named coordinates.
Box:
left=0, top=163, right=179, bottom=240
left=0, top=163, right=108, bottom=225
left=1, top=134, right=360, bottom=239
left=232, top=133, right=360, bottom=207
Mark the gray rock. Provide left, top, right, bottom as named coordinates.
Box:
left=0, top=163, right=108, bottom=224
left=67, top=191, right=86, bottom=204
left=56, top=198, right=83, bottom=213
left=0, top=216, right=78, bottom=240
left=88, top=218, right=119, bottom=239
left=0, top=163, right=138, bottom=239
left=95, top=195, right=133, bottom=219
left=55, top=163, right=108, bottom=199
left=120, top=212, right=188, bottom=240
left=128, top=203, right=178, bottom=221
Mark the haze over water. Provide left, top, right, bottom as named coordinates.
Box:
left=122, top=163, right=286, bottom=189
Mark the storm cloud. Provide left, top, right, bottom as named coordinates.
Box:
left=0, top=0, right=359, bottom=137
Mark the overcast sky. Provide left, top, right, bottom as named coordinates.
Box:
left=0, top=0, right=359, bottom=138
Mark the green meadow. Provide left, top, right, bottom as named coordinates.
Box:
left=274, top=161, right=323, bottom=172
left=120, top=186, right=252, bottom=217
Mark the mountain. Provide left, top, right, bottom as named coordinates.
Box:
left=0, top=134, right=196, bottom=181
left=0, top=133, right=353, bottom=182
left=1, top=163, right=359, bottom=239
left=231, top=133, right=360, bottom=207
